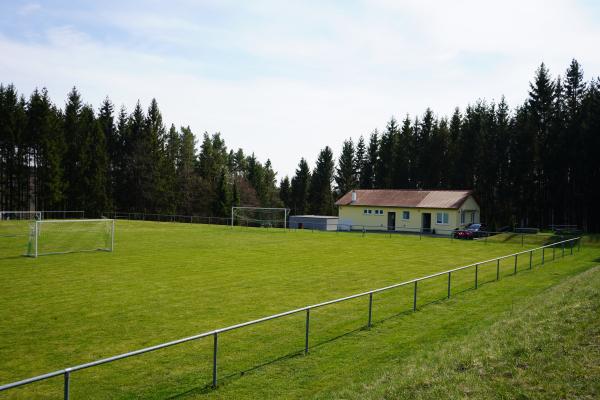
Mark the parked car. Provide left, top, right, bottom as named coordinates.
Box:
left=453, top=223, right=488, bottom=239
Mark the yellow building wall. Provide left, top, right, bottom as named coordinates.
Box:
left=338, top=195, right=480, bottom=235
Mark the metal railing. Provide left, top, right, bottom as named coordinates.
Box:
left=0, top=236, right=582, bottom=398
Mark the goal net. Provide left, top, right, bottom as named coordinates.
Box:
left=231, top=207, right=288, bottom=228
left=27, top=219, right=115, bottom=257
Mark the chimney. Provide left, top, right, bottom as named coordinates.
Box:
left=351, top=190, right=357, bottom=203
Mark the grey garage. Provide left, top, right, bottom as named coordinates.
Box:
left=288, top=215, right=339, bottom=231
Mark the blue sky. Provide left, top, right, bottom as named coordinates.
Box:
left=1, top=0, right=599, bottom=177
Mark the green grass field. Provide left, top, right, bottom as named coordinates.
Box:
left=0, top=221, right=596, bottom=399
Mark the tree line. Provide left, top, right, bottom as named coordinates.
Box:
left=0, top=87, right=280, bottom=217
left=282, top=59, right=600, bottom=231
left=1, top=59, right=599, bottom=230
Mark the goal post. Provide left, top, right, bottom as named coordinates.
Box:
left=27, top=219, right=115, bottom=257
left=231, top=207, right=289, bottom=229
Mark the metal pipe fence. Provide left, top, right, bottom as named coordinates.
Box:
left=0, top=236, right=582, bottom=398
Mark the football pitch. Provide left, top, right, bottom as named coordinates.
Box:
left=0, top=221, right=587, bottom=398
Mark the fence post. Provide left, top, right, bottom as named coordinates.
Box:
left=570, top=240, right=573, bottom=255
left=368, top=293, right=373, bottom=328
left=475, top=264, right=478, bottom=289
left=64, top=369, right=71, bottom=400
left=496, top=259, right=500, bottom=280
left=447, top=272, right=451, bottom=298
left=212, top=332, right=218, bottom=388
left=514, top=254, right=518, bottom=274
left=562, top=242, right=565, bottom=257
left=413, top=281, right=418, bottom=311
left=304, top=309, right=310, bottom=355
left=529, top=250, right=533, bottom=269
left=542, top=247, right=545, bottom=265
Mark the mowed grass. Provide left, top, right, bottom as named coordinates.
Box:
left=0, top=221, right=590, bottom=399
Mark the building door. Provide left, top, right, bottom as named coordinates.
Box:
left=387, top=212, right=396, bottom=231
left=422, top=213, right=431, bottom=232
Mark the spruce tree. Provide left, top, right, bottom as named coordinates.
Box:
left=334, top=138, right=357, bottom=196
left=308, top=146, right=335, bottom=215
left=279, top=176, right=291, bottom=209
left=360, top=131, right=378, bottom=189
left=375, top=118, right=397, bottom=188
left=80, top=105, right=108, bottom=216
left=290, top=158, right=311, bottom=215
left=355, top=135, right=366, bottom=185
left=393, top=116, right=411, bottom=188
left=178, top=126, right=197, bottom=214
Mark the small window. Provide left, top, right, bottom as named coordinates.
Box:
left=470, top=212, right=475, bottom=223
left=367, top=209, right=372, bottom=215
left=402, top=211, right=410, bottom=220
left=364, top=209, right=368, bottom=215
left=379, top=209, right=384, bottom=215
left=460, top=212, right=465, bottom=224
left=436, top=212, right=449, bottom=224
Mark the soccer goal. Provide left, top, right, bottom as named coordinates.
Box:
left=27, top=219, right=115, bottom=257
left=0, top=211, right=42, bottom=221
left=231, top=207, right=289, bottom=229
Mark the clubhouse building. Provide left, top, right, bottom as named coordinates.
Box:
left=335, top=189, right=480, bottom=234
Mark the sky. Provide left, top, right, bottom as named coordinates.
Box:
left=1, top=0, right=599, bottom=178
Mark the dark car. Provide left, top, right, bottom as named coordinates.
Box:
left=453, top=223, right=488, bottom=239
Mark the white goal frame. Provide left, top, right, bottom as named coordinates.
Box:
left=28, top=219, right=115, bottom=258
left=231, top=207, right=289, bottom=229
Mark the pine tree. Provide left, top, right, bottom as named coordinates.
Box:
left=334, top=138, right=357, bottom=196
left=178, top=126, right=197, bottom=214
left=360, top=131, right=378, bottom=189
left=308, top=146, right=335, bottom=215
left=213, top=168, right=231, bottom=217
left=63, top=87, right=86, bottom=209
left=27, top=88, right=65, bottom=210
left=80, top=105, right=108, bottom=216
left=290, top=158, right=311, bottom=215
left=355, top=135, right=366, bottom=186
left=98, top=97, right=117, bottom=211
left=393, top=116, right=411, bottom=188
left=279, top=176, right=291, bottom=209
left=164, top=124, right=181, bottom=212
left=447, top=108, right=462, bottom=187
left=375, top=118, right=397, bottom=188
left=415, top=109, right=435, bottom=188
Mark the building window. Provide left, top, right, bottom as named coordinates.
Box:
left=374, top=209, right=384, bottom=215
left=364, top=209, right=368, bottom=215
left=470, top=211, right=475, bottom=223
left=436, top=212, right=449, bottom=224
left=460, top=211, right=465, bottom=224
left=402, top=211, right=410, bottom=220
